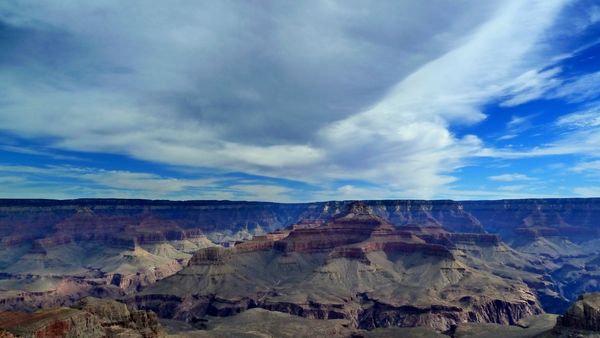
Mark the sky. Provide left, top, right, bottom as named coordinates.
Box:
left=1, top=0, right=600, bottom=202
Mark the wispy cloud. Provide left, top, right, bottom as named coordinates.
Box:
left=550, top=71, right=600, bottom=103
left=0, top=164, right=301, bottom=201
left=489, top=173, right=534, bottom=182
left=572, top=160, right=600, bottom=174
left=501, top=67, right=563, bottom=107
left=556, top=106, right=600, bottom=128
left=479, top=102, right=600, bottom=160
left=496, top=114, right=539, bottom=141
left=497, top=184, right=528, bottom=192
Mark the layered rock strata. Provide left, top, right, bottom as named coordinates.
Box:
left=0, top=297, right=162, bottom=338
left=135, top=203, right=543, bottom=331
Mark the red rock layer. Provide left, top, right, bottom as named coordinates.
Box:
left=0, top=308, right=103, bottom=337
left=274, top=203, right=397, bottom=253
left=234, top=230, right=291, bottom=253
left=0, top=298, right=162, bottom=337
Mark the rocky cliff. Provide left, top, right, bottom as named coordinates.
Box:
left=555, top=293, right=600, bottom=332
left=3, top=198, right=600, bottom=244
left=0, top=297, right=162, bottom=337
left=133, top=203, right=543, bottom=332
left=3, top=198, right=600, bottom=316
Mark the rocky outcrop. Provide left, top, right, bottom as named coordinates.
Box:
left=74, top=297, right=162, bottom=337
left=233, top=230, right=290, bottom=252
left=0, top=298, right=163, bottom=338
left=274, top=203, right=396, bottom=253
left=134, top=291, right=542, bottom=332
left=0, top=279, right=127, bottom=312
left=556, top=293, right=600, bottom=332
left=188, top=246, right=233, bottom=266
left=0, top=308, right=104, bottom=338
left=106, top=259, right=183, bottom=292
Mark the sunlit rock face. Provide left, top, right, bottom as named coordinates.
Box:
left=0, top=297, right=162, bottom=338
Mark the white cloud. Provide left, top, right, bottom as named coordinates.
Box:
left=80, top=171, right=216, bottom=193
left=497, top=184, right=528, bottom=192
left=0, top=0, right=573, bottom=200
left=480, top=105, right=600, bottom=160
left=550, top=71, right=600, bottom=103
left=497, top=134, right=518, bottom=141
left=489, top=173, right=534, bottom=182
left=591, top=6, right=600, bottom=24
left=573, top=5, right=600, bottom=31
left=573, top=187, right=600, bottom=197
left=0, top=164, right=305, bottom=201
left=556, top=106, right=600, bottom=128
left=572, top=160, right=600, bottom=173
left=495, top=114, right=538, bottom=141
left=316, top=0, right=567, bottom=196
left=501, top=67, right=563, bottom=107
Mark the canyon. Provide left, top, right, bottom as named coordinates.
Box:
left=1, top=198, right=600, bottom=336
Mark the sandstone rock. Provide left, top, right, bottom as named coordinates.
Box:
left=0, top=308, right=105, bottom=338
left=75, top=297, right=163, bottom=337
left=0, top=298, right=163, bottom=338
left=0, top=329, right=16, bottom=338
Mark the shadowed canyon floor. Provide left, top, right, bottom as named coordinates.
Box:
left=2, top=199, right=600, bottom=336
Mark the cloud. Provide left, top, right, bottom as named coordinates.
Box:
left=495, top=115, right=538, bottom=141
left=550, top=71, right=600, bottom=103
left=80, top=171, right=216, bottom=192
left=489, top=173, right=534, bottom=182
left=573, top=5, right=600, bottom=31
left=502, top=69, right=600, bottom=107
left=573, top=187, right=600, bottom=197
left=229, top=184, right=294, bottom=202
left=0, top=0, right=574, bottom=200
left=572, top=160, right=600, bottom=173
left=0, top=164, right=307, bottom=201
left=0, top=144, right=83, bottom=161
left=316, top=0, right=567, bottom=196
left=556, top=106, right=600, bottom=128
left=501, top=67, right=563, bottom=107
left=497, top=184, right=528, bottom=192
left=480, top=104, right=600, bottom=160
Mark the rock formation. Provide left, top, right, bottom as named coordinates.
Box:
left=0, top=297, right=162, bottom=337
left=555, top=293, right=600, bottom=334
left=134, top=202, right=543, bottom=331
left=4, top=198, right=600, bottom=334
left=0, top=205, right=215, bottom=312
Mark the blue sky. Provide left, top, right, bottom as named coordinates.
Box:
left=1, top=0, right=600, bottom=202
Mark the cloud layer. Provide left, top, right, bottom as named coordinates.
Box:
left=1, top=0, right=598, bottom=201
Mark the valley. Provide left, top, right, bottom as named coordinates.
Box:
left=1, top=198, right=600, bottom=337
